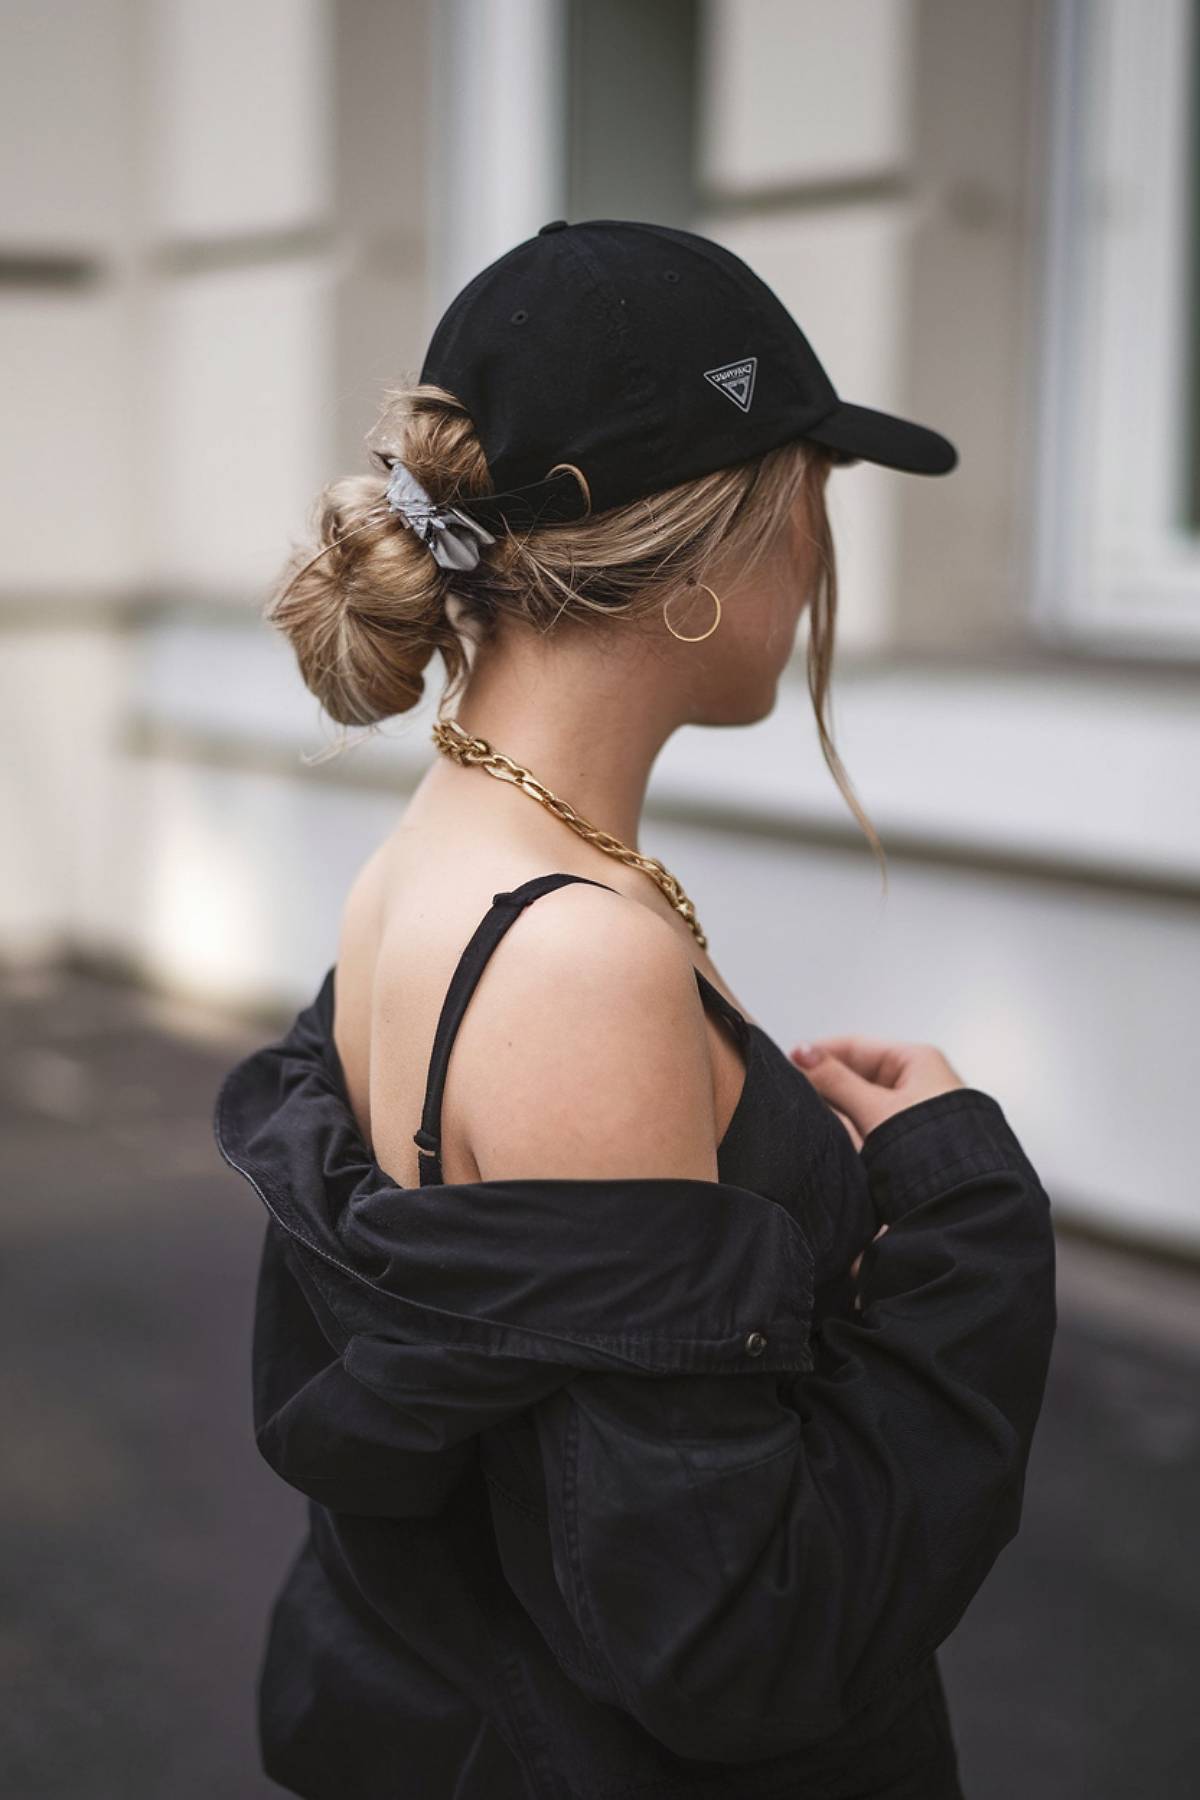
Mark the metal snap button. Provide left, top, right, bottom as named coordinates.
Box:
left=744, top=1330, right=767, bottom=1356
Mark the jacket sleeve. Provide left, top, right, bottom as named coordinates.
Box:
left=532, top=1087, right=1057, bottom=1762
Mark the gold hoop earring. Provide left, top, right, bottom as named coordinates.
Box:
left=662, top=579, right=722, bottom=643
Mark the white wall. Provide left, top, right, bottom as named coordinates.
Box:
left=126, top=607, right=1200, bottom=1257
left=696, top=0, right=917, bottom=651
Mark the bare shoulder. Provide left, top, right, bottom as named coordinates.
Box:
left=452, top=881, right=720, bottom=1184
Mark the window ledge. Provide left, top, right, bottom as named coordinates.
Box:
left=130, top=613, right=1200, bottom=894
left=651, top=659, right=1200, bottom=892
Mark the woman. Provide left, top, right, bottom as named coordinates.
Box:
left=214, top=219, right=1057, bottom=1800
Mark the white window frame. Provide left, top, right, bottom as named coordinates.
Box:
left=1032, top=0, right=1200, bottom=652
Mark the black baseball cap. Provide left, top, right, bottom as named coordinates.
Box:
left=419, top=217, right=958, bottom=533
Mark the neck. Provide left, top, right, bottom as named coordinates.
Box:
left=427, top=621, right=684, bottom=852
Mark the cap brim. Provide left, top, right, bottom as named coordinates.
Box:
left=802, top=401, right=958, bottom=476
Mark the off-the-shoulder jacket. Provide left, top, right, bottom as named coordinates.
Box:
left=213, top=971, right=1057, bottom=1799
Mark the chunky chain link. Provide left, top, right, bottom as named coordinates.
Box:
left=431, top=716, right=708, bottom=950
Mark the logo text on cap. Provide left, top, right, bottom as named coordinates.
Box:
left=703, top=356, right=758, bottom=413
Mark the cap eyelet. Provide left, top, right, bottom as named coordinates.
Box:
left=663, top=269, right=680, bottom=283
left=744, top=1330, right=768, bottom=1357
left=510, top=308, right=529, bottom=324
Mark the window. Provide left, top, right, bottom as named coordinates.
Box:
left=1033, top=0, right=1200, bottom=652
left=1186, top=1, right=1200, bottom=532
left=565, top=0, right=699, bottom=225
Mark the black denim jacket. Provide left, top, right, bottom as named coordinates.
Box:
left=214, top=972, right=1057, bottom=1799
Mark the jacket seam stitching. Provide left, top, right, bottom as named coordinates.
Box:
left=484, top=1468, right=549, bottom=1525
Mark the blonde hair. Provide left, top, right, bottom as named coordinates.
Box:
left=267, top=380, right=886, bottom=882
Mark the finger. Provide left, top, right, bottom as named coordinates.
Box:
left=852, top=1228, right=890, bottom=1307
left=830, top=1105, right=862, bottom=1151
left=851, top=1222, right=888, bottom=1281
left=801, top=1035, right=914, bottom=1085
left=793, top=1051, right=880, bottom=1130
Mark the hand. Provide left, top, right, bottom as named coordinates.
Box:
left=850, top=1223, right=889, bottom=1309
left=789, top=1034, right=966, bottom=1145
left=849, top=1224, right=888, bottom=1283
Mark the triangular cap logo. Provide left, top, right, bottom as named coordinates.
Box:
left=703, top=356, right=758, bottom=413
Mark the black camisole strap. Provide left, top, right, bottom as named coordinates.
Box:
left=413, top=872, right=619, bottom=1186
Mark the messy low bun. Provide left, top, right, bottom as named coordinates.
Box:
left=266, top=385, right=489, bottom=729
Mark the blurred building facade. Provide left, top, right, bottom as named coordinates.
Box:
left=3, top=0, right=1198, bottom=1255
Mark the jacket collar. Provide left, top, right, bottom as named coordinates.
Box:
left=214, top=967, right=815, bottom=1376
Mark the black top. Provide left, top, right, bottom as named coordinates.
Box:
left=416, top=873, right=870, bottom=1328
left=213, top=870, right=1057, bottom=1800
left=416, top=875, right=822, bottom=1181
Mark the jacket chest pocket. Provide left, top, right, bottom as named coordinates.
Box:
left=479, top=1419, right=616, bottom=1700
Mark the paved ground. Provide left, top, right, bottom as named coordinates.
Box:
left=1, top=961, right=1197, bottom=1799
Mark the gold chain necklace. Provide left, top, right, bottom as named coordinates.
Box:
left=430, top=715, right=708, bottom=950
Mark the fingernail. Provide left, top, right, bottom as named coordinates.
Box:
left=793, top=1042, right=822, bottom=1066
